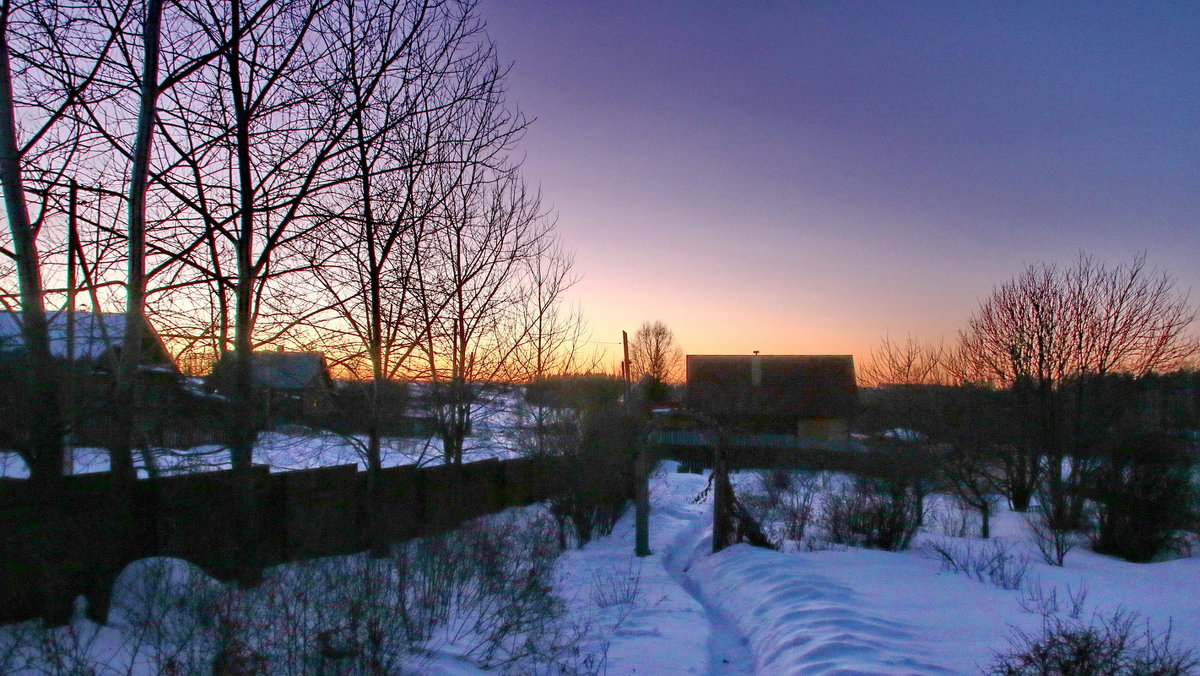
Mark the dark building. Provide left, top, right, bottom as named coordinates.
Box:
left=211, top=350, right=334, bottom=422
left=0, top=310, right=177, bottom=373
left=0, top=311, right=185, bottom=453
left=685, top=354, right=857, bottom=442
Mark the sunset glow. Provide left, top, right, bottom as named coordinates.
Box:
left=480, top=1, right=1200, bottom=374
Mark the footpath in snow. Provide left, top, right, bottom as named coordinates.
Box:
left=553, top=467, right=756, bottom=675
left=555, top=462, right=1200, bottom=675
left=574, top=465, right=959, bottom=675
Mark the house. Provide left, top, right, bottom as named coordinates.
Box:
left=0, top=310, right=185, bottom=451
left=684, top=354, right=857, bottom=443
left=211, top=350, right=335, bottom=423
left=0, top=310, right=177, bottom=373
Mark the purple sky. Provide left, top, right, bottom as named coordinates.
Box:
left=479, top=1, right=1200, bottom=372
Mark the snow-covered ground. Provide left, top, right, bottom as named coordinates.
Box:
left=3, top=460, right=1198, bottom=674
left=0, top=424, right=521, bottom=478
left=419, top=463, right=1200, bottom=673
left=1, top=387, right=533, bottom=478
left=590, top=465, right=1200, bottom=675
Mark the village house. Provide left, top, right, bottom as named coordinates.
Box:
left=0, top=310, right=185, bottom=454
left=0, top=310, right=178, bottom=374
left=684, top=354, right=857, bottom=444
left=210, top=350, right=335, bottom=424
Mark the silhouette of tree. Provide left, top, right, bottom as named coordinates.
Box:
left=629, top=320, right=682, bottom=384
left=957, top=253, right=1197, bottom=513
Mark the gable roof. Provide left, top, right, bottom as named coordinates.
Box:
left=0, top=311, right=175, bottom=370
left=685, top=354, right=857, bottom=420
left=247, top=351, right=332, bottom=390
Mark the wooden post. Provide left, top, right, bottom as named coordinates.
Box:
left=625, top=331, right=651, bottom=557
left=712, top=428, right=733, bottom=553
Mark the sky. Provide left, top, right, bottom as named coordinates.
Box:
left=478, top=1, right=1200, bottom=374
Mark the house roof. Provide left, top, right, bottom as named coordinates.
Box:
left=0, top=311, right=175, bottom=370
left=245, top=351, right=332, bottom=390
left=684, top=354, right=857, bottom=420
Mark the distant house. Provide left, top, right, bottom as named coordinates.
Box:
left=211, top=350, right=334, bottom=422
left=684, top=354, right=857, bottom=443
left=0, top=311, right=186, bottom=451
left=0, top=310, right=177, bottom=373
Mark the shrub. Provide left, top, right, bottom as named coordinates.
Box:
left=589, top=559, right=643, bottom=609
left=1017, top=580, right=1089, bottom=620
left=1026, top=496, right=1082, bottom=567
left=1086, top=432, right=1197, bottom=563
left=986, top=610, right=1198, bottom=676
left=924, top=539, right=1030, bottom=590
left=823, top=476, right=924, bottom=551
left=741, top=470, right=822, bottom=547
left=927, top=497, right=981, bottom=538
left=521, top=405, right=636, bottom=549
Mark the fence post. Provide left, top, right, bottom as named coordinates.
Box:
left=712, top=429, right=734, bottom=553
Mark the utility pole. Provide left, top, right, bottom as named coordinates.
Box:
left=625, top=331, right=650, bottom=557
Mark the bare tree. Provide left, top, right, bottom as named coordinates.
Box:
left=629, top=319, right=682, bottom=385
left=295, top=0, right=529, bottom=548
left=0, top=0, right=61, bottom=483
left=860, top=334, right=949, bottom=388
left=957, top=253, right=1198, bottom=514
left=512, top=241, right=589, bottom=382
left=420, top=167, right=552, bottom=465
left=0, top=0, right=131, bottom=483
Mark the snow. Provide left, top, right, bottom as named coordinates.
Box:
left=1, top=427, right=507, bottom=479
left=883, top=428, right=925, bottom=442
left=3, top=459, right=1199, bottom=674
left=583, top=465, right=1199, bottom=675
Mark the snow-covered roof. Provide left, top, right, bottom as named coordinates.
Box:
left=0, top=311, right=128, bottom=361
left=246, top=351, right=332, bottom=390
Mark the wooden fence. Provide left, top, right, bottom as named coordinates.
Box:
left=0, top=456, right=574, bottom=627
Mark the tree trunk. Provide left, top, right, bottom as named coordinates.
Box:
left=712, top=431, right=734, bottom=553
left=113, top=0, right=164, bottom=482
left=226, top=0, right=260, bottom=587
left=0, top=6, right=64, bottom=484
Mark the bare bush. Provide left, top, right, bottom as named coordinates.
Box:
left=393, top=510, right=598, bottom=672
left=1086, top=432, right=1197, bottom=563
left=0, top=618, right=107, bottom=676
left=987, top=610, right=1198, bottom=676
left=1018, top=581, right=1061, bottom=618
left=12, top=508, right=602, bottom=675
left=742, top=470, right=822, bottom=547
left=1017, top=580, right=1090, bottom=621
left=924, top=539, right=1030, bottom=590
left=823, top=477, right=925, bottom=551
left=1027, top=497, right=1083, bottom=567
left=590, top=559, right=643, bottom=610
left=927, top=497, right=981, bottom=538
left=524, top=405, right=635, bottom=549
left=107, top=557, right=223, bottom=673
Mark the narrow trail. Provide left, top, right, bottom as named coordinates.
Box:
left=659, top=491, right=757, bottom=676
